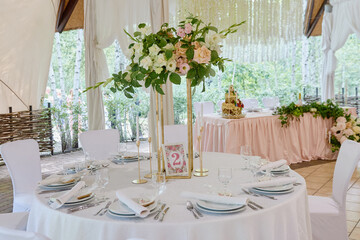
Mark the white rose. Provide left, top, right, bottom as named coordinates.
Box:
left=166, top=60, right=177, bottom=72
left=353, top=126, right=360, bottom=134
left=139, top=26, right=152, bottom=36
left=310, top=108, right=317, bottom=113
left=140, top=56, right=153, bottom=70
left=149, top=44, right=161, bottom=57
left=133, top=53, right=141, bottom=63
left=154, top=67, right=163, bottom=74
left=132, top=43, right=143, bottom=53
left=154, top=54, right=167, bottom=67
left=163, top=43, right=174, bottom=51
left=211, top=34, right=223, bottom=44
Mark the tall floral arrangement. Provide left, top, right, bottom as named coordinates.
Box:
left=85, top=15, right=245, bottom=98
left=330, top=115, right=360, bottom=151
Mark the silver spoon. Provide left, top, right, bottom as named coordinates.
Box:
left=186, top=201, right=199, bottom=219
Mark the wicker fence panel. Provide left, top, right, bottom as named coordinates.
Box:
left=0, top=108, right=54, bottom=160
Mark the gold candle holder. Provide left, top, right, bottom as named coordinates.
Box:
left=144, top=137, right=152, bottom=179
left=186, top=79, right=194, bottom=171
left=132, top=141, right=147, bottom=184
left=194, top=126, right=208, bottom=177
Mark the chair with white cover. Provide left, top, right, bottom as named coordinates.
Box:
left=193, top=102, right=214, bottom=115
left=262, top=97, right=280, bottom=110
left=0, top=226, right=50, bottom=240
left=308, top=140, right=360, bottom=240
left=0, top=212, right=29, bottom=231
left=79, top=129, right=119, bottom=160
left=241, top=98, right=259, bottom=110
left=0, top=139, right=41, bottom=212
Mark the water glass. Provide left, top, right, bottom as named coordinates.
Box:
left=94, top=168, right=109, bottom=196
left=240, top=145, right=252, bottom=169
left=151, top=172, right=166, bottom=197
left=218, top=168, right=232, bottom=196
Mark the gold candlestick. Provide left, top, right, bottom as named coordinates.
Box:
left=132, top=141, right=147, bottom=184
left=144, top=137, right=152, bottom=179
left=194, top=126, right=208, bottom=177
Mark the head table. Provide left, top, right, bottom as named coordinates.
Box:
left=27, top=152, right=312, bottom=240
left=195, top=111, right=338, bottom=164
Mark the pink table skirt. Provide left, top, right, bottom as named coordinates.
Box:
left=195, top=113, right=337, bottom=164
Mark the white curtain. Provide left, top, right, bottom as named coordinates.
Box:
left=148, top=0, right=174, bottom=153
left=84, top=0, right=175, bottom=131
left=0, top=0, right=59, bottom=114
left=321, top=0, right=360, bottom=101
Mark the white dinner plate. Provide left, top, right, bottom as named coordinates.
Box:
left=64, top=194, right=95, bottom=206
left=251, top=187, right=294, bottom=195
left=108, top=201, right=158, bottom=217
left=253, top=183, right=294, bottom=192
left=39, top=181, right=77, bottom=191
left=196, top=203, right=246, bottom=214
left=108, top=200, right=157, bottom=216
left=196, top=200, right=245, bottom=211
left=64, top=193, right=95, bottom=205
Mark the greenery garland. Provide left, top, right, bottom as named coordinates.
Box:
left=273, top=100, right=352, bottom=152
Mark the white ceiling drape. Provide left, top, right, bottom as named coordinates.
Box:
left=321, top=0, right=360, bottom=101
left=84, top=0, right=174, bottom=130
left=0, top=0, right=59, bottom=114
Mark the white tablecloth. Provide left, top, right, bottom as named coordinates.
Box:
left=27, top=153, right=312, bottom=240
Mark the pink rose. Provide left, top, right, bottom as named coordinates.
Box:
left=175, top=42, right=187, bottom=58
left=343, top=128, right=354, bottom=137
left=336, top=117, right=346, bottom=123
left=179, top=63, right=190, bottom=75
left=191, top=41, right=201, bottom=50
left=184, top=23, right=192, bottom=34
left=193, top=46, right=211, bottom=64
left=340, top=136, right=347, bottom=144
left=337, top=122, right=346, bottom=130
left=177, top=28, right=186, bottom=38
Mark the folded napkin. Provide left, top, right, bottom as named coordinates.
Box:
left=259, top=159, right=287, bottom=172
left=39, top=174, right=76, bottom=186
left=115, top=190, right=150, bottom=218
left=241, top=177, right=297, bottom=189
left=180, top=191, right=248, bottom=205
left=49, top=181, right=86, bottom=209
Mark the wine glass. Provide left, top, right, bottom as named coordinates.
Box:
left=240, top=145, right=252, bottom=169
left=218, top=168, right=232, bottom=196
left=94, top=168, right=109, bottom=197
left=151, top=172, right=166, bottom=197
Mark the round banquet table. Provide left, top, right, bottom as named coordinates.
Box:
left=27, top=153, right=312, bottom=240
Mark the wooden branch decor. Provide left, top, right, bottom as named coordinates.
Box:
left=56, top=0, right=80, bottom=33
left=0, top=105, right=54, bottom=160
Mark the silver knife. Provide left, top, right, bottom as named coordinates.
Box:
left=154, top=204, right=166, bottom=220
left=67, top=200, right=105, bottom=213
left=159, top=207, right=169, bottom=222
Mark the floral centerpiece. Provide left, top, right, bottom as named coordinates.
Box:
left=330, top=115, right=360, bottom=151
left=85, top=15, right=245, bottom=97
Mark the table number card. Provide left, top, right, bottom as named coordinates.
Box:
left=162, top=143, right=191, bottom=179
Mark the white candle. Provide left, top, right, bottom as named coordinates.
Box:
left=197, top=113, right=201, bottom=136
left=200, top=103, right=204, bottom=126
left=136, top=115, right=139, bottom=141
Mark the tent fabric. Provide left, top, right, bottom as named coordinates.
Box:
left=84, top=0, right=174, bottom=131
left=148, top=0, right=175, bottom=153
left=321, top=0, right=360, bottom=101
left=0, top=0, right=59, bottom=114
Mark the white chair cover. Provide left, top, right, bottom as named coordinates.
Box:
left=0, top=139, right=41, bottom=212
left=193, top=102, right=214, bottom=115
left=262, top=97, right=280, bottom=110
left=241, top=98, right=259, bottom=109
left=0, top=212, right=29, bottom=231
left=79, top=129, right=119, bottom=160
left=0, top=227, right=50, bottom=240
left=308, top=140, right=360, bottom=240
left=164, top=124, right=188, bottom=147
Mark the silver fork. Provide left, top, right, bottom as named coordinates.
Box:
left=242, top=188, right=277, bottom=200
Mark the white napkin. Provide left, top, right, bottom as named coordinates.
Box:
left=259, top=159, right=287, bottom=172
left=241, top=177, right=297, bottom=189
left=39, top=175, right=75, bottom=186
left=115, top=190, right=150, bottom=218
left=49, top=181, right=86, bottom=209
left=180, top=191, right=248, bottom=205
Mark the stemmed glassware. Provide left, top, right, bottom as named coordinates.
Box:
left=117, top=142, right=127, bottom=165
left=240, top=145, right=252, bottom=169
left=218, top=168, right=232, bottom=196
left=151, top=172, right=166, bottom=198
left=94, top=168, right=109, bottom=197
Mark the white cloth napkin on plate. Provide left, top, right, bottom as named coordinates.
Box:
left=49, top=181, right=86, bottom=209
left=259, top=159, right=287, bottom=172
left=241, top=177, right=297, bottom=189
left=39, top=175, right=75, bottom=186
left=180, top=191, right=248, bottom=205
left=115, top=190, right=150, bottom=218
